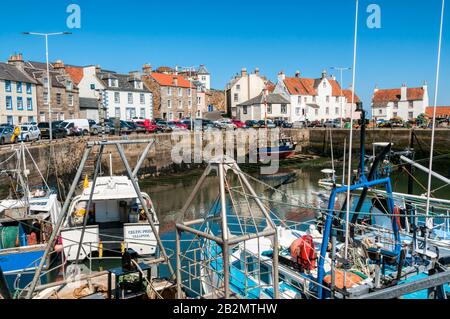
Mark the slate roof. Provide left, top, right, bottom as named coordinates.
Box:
left=237, top=92, right=290, bottom=106
left=97, top=72, right=150, bottom=92
left=79, top=97, right=99, bottom=110
left=0, top=62, right=37, bottom=83
left=197, top=64, right=209, bottom=74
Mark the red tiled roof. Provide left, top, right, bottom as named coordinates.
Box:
left=425, top=106, right=450, bottom=117
left=149, top=72, right=193, bottom=88
left=283, top=77, right=342, bottom=96
left=373, top=87, right=424, bottom=103
left=65, top=66, right=84, bottom=85
left=342, top=89, right=360, bottom=103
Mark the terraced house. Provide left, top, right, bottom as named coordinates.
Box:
left=371, top=83, right=429, bottom=121
left=0, top=57, right=38, bottom=125
left=273, top=70, right=360, bottom=123
left=18, top=58, right=80, bottom=122
left=142, top=64, right=197, bottom=120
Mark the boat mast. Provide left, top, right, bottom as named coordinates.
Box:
left=424, top=0, right=445, bottom=248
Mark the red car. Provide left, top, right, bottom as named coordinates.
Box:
left=169, top=121, right=188, bottom=130
left=232, top=119, right=247, bottom=129
left=138, top=120, right=160, bottom=133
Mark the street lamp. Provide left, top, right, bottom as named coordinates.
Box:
left=330, top=66, right=351, bottom=128
left=23, top=32, right=72, bottom=141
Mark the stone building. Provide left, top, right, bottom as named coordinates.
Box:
left=11, top=56, right=81, bottom=122
left=141, top=64, right=198, bottom=120
left=0, top=56, right=38, bottom=125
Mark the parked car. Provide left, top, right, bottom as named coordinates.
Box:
left=324, top=119, right=341, bottom=128
left=231, top=119, right=246, bottom=129
left=274, top=119, right=293, bottom=128
left=0, top=126, right=15, bottom=144
left=90, top=123, right=115, bottom=135
left=155, top=120, right=174, bottom=133
left=167, top=121, right=188, bottom=131
left=88, top=119, right=97, bottom=128
left=292, top=121, right=307, bottom=129
left=245, top=120, right=260, bottom=129
left=18, top=125, right=41, bottom=142
left=308, top=120, right=323, bottom=128
left=61, top=119, right=90, bottom=136
left=257, top=120, right=276, bottom=129
left=126, top=121, right=146, bottom=134
left=38, top=122, right=67, bottom=139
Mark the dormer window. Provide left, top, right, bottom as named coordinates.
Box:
left=66, top=81, right=73, bottom=91
left=323, top=82, right=326, bottom=88
left=134, top=80, right=143, bottom=90
left=109, top=79, right=118, bottom=87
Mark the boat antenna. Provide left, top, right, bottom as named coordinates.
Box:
left=343, top=0, right=359, bottom=289
left=424, top=0, right=445, bottom=246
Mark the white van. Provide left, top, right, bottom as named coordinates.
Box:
left=61, top=119, right=90, bottom=136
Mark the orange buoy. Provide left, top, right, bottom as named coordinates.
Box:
left=324, top=270, right=364, bottom=289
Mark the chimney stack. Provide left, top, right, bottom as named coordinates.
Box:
left=278, top=71, right=286, bottom=81
left=321, top=69, right=327, bottom=79
left=8, top=53, right=25, bottom=69
left=255, top=68, right=260, bottom=76
left=173, top=76, right=178, bottom=86
left=142, top=63, right=152, bottom=75
left=95, top=65, right=101, bottom=74
left=401, top=83, right=407, bottom=101
left=129, top=71, right=140, bottom=79
left=295, top=70, right=301, bottom=78
left=53, top=59, right=65, bottom=70
left=241, top=67, right=247, bottom=77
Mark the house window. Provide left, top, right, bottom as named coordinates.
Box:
left=140, top=108, right=146, bottom=118
left=66, top=81, right=73, bottom=91
left=393, top=112, right=398, bottom=117
left=188, top=100, right=192, bottom=108
left=394, top=102, right=398, bottom=109
left=234, top=93, right=239, bottom=102
left=326, top=96, right=330, bottom=103
left=114, top=92, right=120, bottom=103
left=90, top=84, right=96, bottom=90
left=409, top=101, right=414, bottom=108
left=243, top=106, right=248, bottom=114
left=313, top=96, right=317, bottom=102
left=379, top=109, right=383, bottom=115
left=295, top=107, right=300, bottom=115
left=201, top=76, right=206, bottom=81
left=5, top=80, right=11, bottom=92
left=115, top=108, right=121, bottom=118
left=304, top=97, right=308, bottom=103
left=68, top=94, right=74, bottom=106
left=167, top=99, right=172, bottom=108
left=281, top=104, right=287, bottom=114
left=140, top=93, right=145, bottom=104
left=315, top=109, right=319, bottom=116
left=26, top=83, right=32, bottom=94
left=128, top=93, right=133, bottom=104
left=178, top=88, right=182, bottom=96
left=17, top=82, right=22, bottom=93
left=6, top=96, right=12, bottom=110
left=267, top=104, right=272, bottom=114
left=326, top=107, right=329, bottom=115
left=335, top=107, right=339, bottom=115
left=187, top=88, right=192, bottom=97
left=236, top=84, right=241, bottom=91
left=408, top=112, right=414, bottom=119
left=17, top=97, right=23, bottom=110
left=323, top=82, right=326, bottom=88
left=178, top=100, right=183, bottom=109
left=167, top=87, right=172, bottom=96
left=7, top=116, right=13, bottom=125
left=27, top=98, right=32, bottom=111
left=298, top=96, right=301, bottom=104
left=197, top=96, right=202, bottom=105
left=110, top=79, right=118, bottom=87
left=169, top=112, right=173, bottom=120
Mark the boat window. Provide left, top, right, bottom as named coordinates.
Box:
left=260, top=264, right=271, bottom=284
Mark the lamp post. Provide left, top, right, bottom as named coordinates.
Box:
left=179, top=65, right=198, bottom=132
left=330, top=66, right=351, bottom=128
left=23, top=32, right=71, bottom=141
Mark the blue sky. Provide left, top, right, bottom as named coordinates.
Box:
left=0, top=0, right=449, bottom=107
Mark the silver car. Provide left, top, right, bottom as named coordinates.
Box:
left=0, top=127, right=15, bottom=145
left=18, top=125, right=41, bottom=142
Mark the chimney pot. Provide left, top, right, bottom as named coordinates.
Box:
left=241, top=68, right=247, bottom=77
left=255, top=68, right=260, bottom=76
left=295, top=70, right=301, bottom=78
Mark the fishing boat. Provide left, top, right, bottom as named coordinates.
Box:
left=0, top=144, right=61, bottom=281
left=255, top=136, right=297, bottom=161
